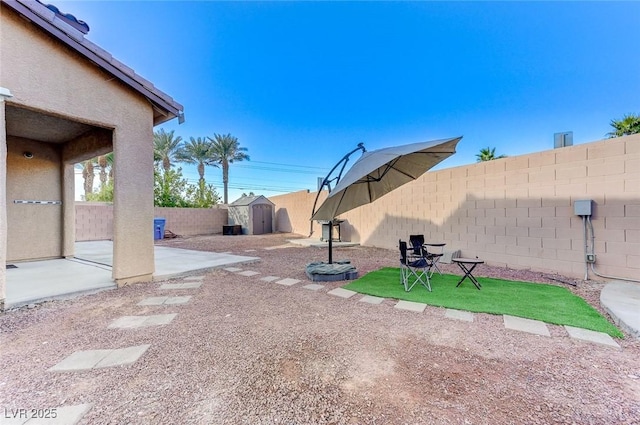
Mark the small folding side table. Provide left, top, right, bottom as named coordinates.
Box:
left=452, top=258, right=484, bottom=290
left=424, top=243, right=446, bottom=276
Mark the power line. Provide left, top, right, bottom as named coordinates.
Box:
left=248, top=160, right=329, bottom=171
left=233, top=164, right=325, bottom=175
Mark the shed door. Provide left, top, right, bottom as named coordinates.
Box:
left=252, top=204, right=272, bottom=235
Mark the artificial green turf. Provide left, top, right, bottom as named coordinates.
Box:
left=343, top=267, right=623, bottom=338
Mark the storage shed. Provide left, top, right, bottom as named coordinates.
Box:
left=228, top=195, right=274, bottom=235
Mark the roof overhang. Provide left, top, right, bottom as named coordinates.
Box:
left=2, top=0, right=185, bottom=126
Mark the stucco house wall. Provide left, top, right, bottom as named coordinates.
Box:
left=269, top=135, right=640, bottom=280
left=1, top=0, right=183, bottom=309
left=6, top=136, right=63, bottom=260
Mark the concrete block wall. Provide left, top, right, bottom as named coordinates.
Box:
left=76, top=204, right=228, bottom=241
left=270, top=190, right=327, bottom=237
left=269, top=134, right=640, bottom=280
left=155, top=206, right=228, bottom=237
left=76, top=203, right=113, bottom=241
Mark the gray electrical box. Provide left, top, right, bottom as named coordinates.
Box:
left=554, top=131, right=574, bottom=149
left=574, top=199, right=592, bottom=216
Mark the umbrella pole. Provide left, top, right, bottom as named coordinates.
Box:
left=328, top=223, right=333, bottom=264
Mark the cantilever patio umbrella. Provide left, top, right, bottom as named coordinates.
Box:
left=311, top=136, right=462, bottom=263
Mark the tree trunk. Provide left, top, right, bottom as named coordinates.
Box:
left=222, top=160, right=229, bottom=204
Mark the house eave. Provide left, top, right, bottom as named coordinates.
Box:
left=2, top=0, right=185, bottom=125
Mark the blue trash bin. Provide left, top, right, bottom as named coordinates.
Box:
left=154, top=218, right=166, bottom=240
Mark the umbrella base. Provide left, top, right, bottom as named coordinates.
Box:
left=305, top=261, right=359, bottom=282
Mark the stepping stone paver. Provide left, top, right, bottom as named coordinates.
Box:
left=48, top=349, right=112, bottom=372
left=164, top=296, right=192, bottom=305
left=238, top=270, right=260, bottom=277
left=108, top=313, right=177, bottom=329
left=394, top=300, right=426, bottom=313
left=138, top=296, right=191, bottom=306
left=244, top=249, right=257, bottom=252
left=445, top=309, right=474, bottom=322
left=224, top=267, right=243, bottom=272
left=2, top=403, right=93, bottom=425
left=95, top=345, right=151, bottom=368
left=184, top=276, right=204, bottom=281
left=49, top=345, right=150, bottom=372
left=564, top=326, right=620, bottom=348
left=138, top=296, right=169, bottom=306
left=358, top=295, right=384, bottom=305
left=303, top=284, right=324, bottom=291
left=327, top=288, right=357, bottom=299
left=504, top=315, right=550, bottom=337
left=260, top=276, right=280, bottom=282
left=276, top=278, right=300, bottom=286
left=159, top=282, right=201, bottom=290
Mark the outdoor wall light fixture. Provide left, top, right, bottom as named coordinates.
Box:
left=23, top=151, right=34, bottom=159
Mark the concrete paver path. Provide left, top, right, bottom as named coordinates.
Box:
left=394, top=300, right=426, bottom=313
left=504, top=315, right=550, bottom=337
left=49, top=345, right=150, bottom=372
left=159, top=282, right=202, bottom=290
left=108, top=314, right=177, bottom=329
left=564, top=326, right=620, bottom=348
left=138, top=296, right=191, bottom=306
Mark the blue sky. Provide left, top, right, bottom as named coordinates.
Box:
left=59, top=1, right=639, bottom=202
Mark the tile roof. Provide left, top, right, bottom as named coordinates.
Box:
left=37, top=0, right=89, bottom=34
left=2, top=0, right=184, bottom=125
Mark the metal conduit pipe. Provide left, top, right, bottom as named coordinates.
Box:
left=585, top=216, right=640, bottom=283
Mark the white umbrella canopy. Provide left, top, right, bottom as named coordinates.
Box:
left=312, top=136, right=462, bottom=221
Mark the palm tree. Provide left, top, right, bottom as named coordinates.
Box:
left=607, top=113, right=640, bottom=138
left=176, top=136, right=217, bottom=186
left=153, top=128, right=183, bottom=172
left=81, top=158, right=96, bottom=199
left=96, top=152, right=114, bottom=189
left=476, top=147, right=506, bottom=162
left=208, top=133, right=250, bottom=204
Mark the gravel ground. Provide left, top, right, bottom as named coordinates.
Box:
left=1, top=233, right=639, bottom=424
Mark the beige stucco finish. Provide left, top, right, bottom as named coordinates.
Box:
left=0, top=94, right=8, bottom=310
left=1, top=4, right=178, bottom=300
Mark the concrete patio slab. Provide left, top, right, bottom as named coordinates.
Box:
left=108, top=314, right=177, bottom=329
left=394, top=300, right=426, bottom=313
left=74, top=241, right=259, bottom=281
left=5, top=259, right=115, bottom=310
left=5, top=241, right=259, bottom=309
left=600, top=281, right=640, bottom=339
left=302, top=284, right=324, bottom=291
left=327, top=288, right=357, bottom=299
left=276, top=278, right=300, bottom=286
left=238, top=271, right=260, bottom=277
left=260, top=276, right=280, bottom=282
left=1, top=403, right=92, bottom=425
left=445, top=309, right=474, bottom=322
left=159, top=282, right=202, bottom=290
left=564, top=326, right=621, bottom=348
left=358, top=295, right=384, bottom=305
left=504, top=315, right=550, bottom=337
